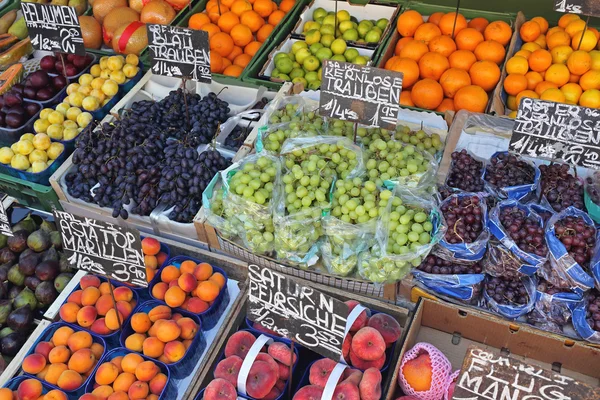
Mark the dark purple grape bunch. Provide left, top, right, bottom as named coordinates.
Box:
left=585, top=289, right=600, bottom=332
left=536, top=277, right=569, bottom=296
left=553, top=216, right=596, bottom=269
left=417, top=254, right=483, bottom=274
left=447, top=150, right=484, bottom=192
left=485, top=153, right=535, bottom=188
left=586, top=175, right=600, bottom=204
left=441, top=195, right=484, bottom=244
left=499, top=206, right=547, bottom=257
left=485, top=276, right=529, bottom=306
left=540, top=164, right=584, bottom=212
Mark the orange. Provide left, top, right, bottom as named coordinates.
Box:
left=256, top=23, right=274, bottom=42
left=397, top=10, right=423, bottom=37
left=410, top=79, right=444, bottom=110
left=514, top=49, right=532, bottom=59
left=244, top=41, right=261, bottom=56
left=545, top=63, right=570, bottom=86
left=413, top=23, right=441, bottom=44
left=520, top=21, right=541, bottom=42
left=279, top=0, right=294, bottom=12
left=428, top=12, right=444, bottom=26
left=395, top=37, right=414, bottom=55
left=528, top=49, right=552, bottom=72
left=223, top=64, right=243, bottom=77
left=550, top=45, right=573, bottom=64
left=506, top=56, right=529, bottom=75
left=428, top=35, right=456, bottom=57
left=453, top=85, right=488, bottom=112
left=418, top=52, right=449, bottom=80
left=399, top=40, right=429, bottom=62
left=268, top=10, right=285, bottom=25
left=195, top=280, right=221, bottom=302
left=546, top=31, right=571, bottom=50
left=189, top=13, right=211, bottom=29
left=439, top=68, right=471, bottom=98
left=234, top=53, right=252, bottom=67
left=516, top=90, right=539, bottom=107
left=504, top=73, right=528, bottom=96
left=385, top=55, right=400, bottom=70
left=521, top=42, right=542, bottom=52
left=484, top=21, right=512, bottom=46
left=534, top=34, right=547, bottom=49
left=535, top=81, right=559, bottom=96
left=400, top=91, right=414, bottom=106
left=570, top=73, right=581, bottom=83
left=207, top=4, right=230, bottom=23
left=387, top=58, right=419, bottom=88
left=469, top=60, right=501, bottom=91
left=547, top=26, right=565, bottom=37
left=226, top=45, right=243, bottom=61
left=531, top=16, right=549, bottom=34
left=579, top=89, right=600, bottom=107
left=565, top=19, right=587, bottom=38
left=231, top=0, right=252, bottom=15
left=436, top=98, right=455, bottom=112
left=253, top=0, right=273, bottom=17
left=540, top=88, right=566, bottom=102
left=525, top=71, right=544, bottom=90
left=438, top=12, right=467, bottom=37
left=448, top=50, right=477, bottom=71
left=590, top=27, right=600, bottom=40
left=240, top=10, right=264, bottom=32
left=231, top=24, right=253, bottom=46
left=455, top=28, right=484, bottom=51
left=210, top=32, right=234, bottom=57
left=468, top=17, right=489, bottom=33
left=200, top=23, right=221, bottom=39
left=222, top=0, right=237, bottom=6
left=217, top=11, right=240, bottom=33
left=580, top=70, right=600, bottom=90
left=474, top=40, right=506, bottom=64
left=561, top=83, right=583, bottom=104
left=572, top=30, right=598, bottom=52
left=222, top=57, right=232, bottom=69
left=567, top=50, right=591, bottom=75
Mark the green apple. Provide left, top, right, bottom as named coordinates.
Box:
left=303, top=55, right=320, bottom=71
left=305, top=29, right=321, bottom=45
left=353, top=55, right=368, bottom=65
left=344, top=48, right=359, bottom=62
left=364, top=30, right=381, bottom=43
left=317, top=67, right=322, bottom=79
left=290, top=68, right=305, bottom=79
left=315, top=16, right=324, bottom=24
left=303, top=21, right=320, bottom=32
left=292, top=41, right=308, bottom=54
left=330, top=38, right=347, bottom=55
left=376, top=18, right=388, bottom=30
left=276, top=57, right=293, bottom=74
left=288, top=52, right=296, bottom=62
left=320, top=34, right=335, bottom=48
left=308, top=80, right=321, bottom=90
left=322, top=15, right=336, bottom=27
left=336, top=10, right=350, bottom=23
left=357, top=20, right=373, bottom=37
left=312, top=7, right=327, bottom=20
left=305, top=71, right=318, bottom=82
left=320, top=24, right=335, bottom=36
left=371, top=26, right=383, bottom=34
left=275, top=73, right=291, bottom=80
left=292, top=61, right=300, bottom=68
left=316, top=47, right=333, bottom=62
left=272, top=68, right=280, bottom=76
left=295, top=48, right=311, bottom=64
left=339, top=20, right=354, bottom=33
left=292, top=77, right=308, bottom=87
left=310, top=42, right=324, bottom=54
left=342, top=29, right=359, bottom=41
left=331, top=54, right=346, bottom=62
left=274, top=52, right=290, bottom=62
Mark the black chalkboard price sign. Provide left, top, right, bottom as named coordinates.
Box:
left=319, top=59, right=403, bottom=130
left=147, top=24, right=211, bottom=83
left=53, top=211, right=147, bottom=287
left=247, top=264, right=348, bottom=360
left=21, top=2, right=85, bottom=55
left=554, top=0, right=600, bottom=17
left=0, top=197, right=12, bottom=238
left=509, top=98, right=600, bottom=170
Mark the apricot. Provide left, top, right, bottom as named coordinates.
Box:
left=185, top=298, right=209, bottom=313
left=121, top=353, right=144, bottom=374
left=45, top=389, right=68, bottom=400
left=81, top=275, right=101, bottom=289
left=145, top=255, right=158, bottom=270
left=178, top=260, right=196, bottom=275
left=165, top=286, right=186, bottom=308
left=44, top=363, right=68, bottom=385
left=0, top=388, right=12, bottom=400
left=52, top=326, right=74, bottom=346
left=142, top=337, right=165, bottom=358
left=92, top=385, right=114, bottom=398
left=17, top=378, right=42, bottom=400
left=125, top=333, right=146, bottom=352
left=147, top=320, right=161, bottom=337
left=156, top=252, right=168, bottom=266
left=22, top=353, right=46, bottom=374
left=34, top=341, right=54, bottom=361
left=164, top=341, right=186, bottom=363
left=142, top=237, right=161, bottom=256
left=156, top=320, right=181, bottom=343
left=95, top=294, right=115, bottom=316
left=149, top=373, right=168, bottom=395
left=67, top=331, right=93, bottom=352
left=105, top=309, right=124, bottom=331
left=91, top=318, right=112, bottom=335
left=160, top=266, right=181, bottom=283
left=84, top=360, right=98, bottom=377
left=69, top=348, right=96, bottom=374
left=116, top=300, right=134, bottom=320
left=77, top=306, right=98, bottom=327
left=99, top=282, right=113, bottom=295
left=194, top=263, right=213, bottom=281
left=148, top=305, right=171, bottom=322
left=82, top=287, right=101, bottom=306
left=168, top=280, right=179, bottom=289
left=148, top=394, right=159, bottom=400
left=135, top=361, right=159, bottom=382
left=195, top=280, right=220, bottom=302
left=111, top=356, right=124, bottom=373
left=91, top=343, right=105, bottom=360
left=79, top=395, right=100, bottom=400
left=177, top=273, right=198, bottom=293
left=158, top=355, right=169, bottom=364
left=57, top=370, right=83, bottom=390
left=113, top=372, right=136, bottom=393
left=131, top=313, right=152, bottom=334
left=209, top=272, right=226, bottom=289
left=37, top=365, right=50, bottom=381
left=59, top=302, right=80, bottom=323
left=177, top=318, right=198, bottom=340
left=151, top=282, right=168, bottom=300
left=183, top=339, right=193, bottom=349
left=96, top=362, right=120, bottom=385
left=171, top=313, right=183, bottom=322
left=113, top=287, right=133, bottom=303
left=48, top=346, right=71, bottom=364
left=128, top=381, right=149, bottom=399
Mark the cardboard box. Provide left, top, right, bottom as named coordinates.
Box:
left=386, top=298, right=600, bottom=400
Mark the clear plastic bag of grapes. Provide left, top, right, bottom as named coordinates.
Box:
left=438, top=192, right=490, bottom=262
left=483, top=275, right=537, bottom=319
left=220, top=154, right=282, bottom=255
left=202, top=173, right=239, bottom=240
left=537, top=163, right=585, bottom=213
left=544, top=206, right=596, bottom=293
left=216, top=109, right=265, bottom=151
left=572, top=289, right=600, bottom=343
left=358, top=186, right=445, bottom=284
left=256, top=122, right=323, bottom=154
left=280, top=136, right=365, bottom=179
left=266, top=96, right=306, bottom=126
left=483, top=151, right=540, bottom=201
left=526, top=277, right=583, bottom=334
left=487, top=200, right=548, bottom=276
left=444, top=149, right=486, bottom=193
left=528, top=203, right=554, bottom=228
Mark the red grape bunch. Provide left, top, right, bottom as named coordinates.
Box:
left=553, top=216, right=596, bottom=269
left=441, top=195, right=484, bottom=244
left=485, top=153, right=535, bottom=188
left=417, top=254, right=483, bottom=275
left=446, top=150, right=484, bottom=192
left=485, top=276, right=530, bottom=306
left=499, top=206, right=547, bottom=257
left=540, top=164, right=584, bottom=211
left=585, top=289, right=600, bottom=332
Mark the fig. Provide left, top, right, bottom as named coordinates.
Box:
left=35, top=260, right=59, bottom=281
left=19, top=253, right=41, bottom=276
left=0, top=300, right=12, bottom=324
left=0, top=234, right=7, bottom=249
left=35, top=281, right=57, bottom=305
left=7, top=285, right=20, bottom=300
left=7, top=264, right=24, bottom=286
left=49, top=231, right=61, bottom=249
left=0, top=263, right=10, bottom=281
left=19, top=248, right=35, bottom=261
left=8, top=230, right=28, bottom=253
left=53, top=273, right=72, bottom=293
left=0, top=248, right=16, bottom=264
left=13, top=287, right=37, bottom=310
left=24, top=276, right=41, bottom=290
left=7, top=305, right=32, bottom=332
left=4, top=113, right=23, bottom=128
left=59, top=252, right=70, bottom=272
left=39, top=220, right=56, bottom=232
left=1, top=332, right=23, bottom=356
left=42, top=247, right=58, bottom=263
left=13, top=215, right=36, bottom=234
left=0, top=327, right=13, bottom=338
left=27, top=229, right=50, bottom=252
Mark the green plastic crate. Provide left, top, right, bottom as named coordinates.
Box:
left=0, top=173, right=62, bottom=212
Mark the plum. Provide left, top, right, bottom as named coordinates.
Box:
left=65, top=65, right=78, bottom=77
left=40, top=55, right=56, bottom=72
left=25, top=103, right=40, bottom=117
left=28, top=71, right=50, bottom=89
left=52, top=75, right=68, bottom=89
left=36, top=88, right=55, bottom=102
left=5, top=113, right=23, bottom=128
left=4, top=92, right=22, bottom=107
left=23, top=86, right=37, bottom=99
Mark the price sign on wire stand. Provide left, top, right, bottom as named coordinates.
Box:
left=319, top=59, right=403, bottom=130
left=0, top=198, right=12, bottom=237
left=247, top=264, right=348, bottom=360
left=53, top=211, right=147, bottom=287
left=147, top=24, right=211, bottom=83
left=21, top=2, right=85, bottom=55
left=555, top=0, right=600, bottom=16
left=508, top=97, right=600, bottom=170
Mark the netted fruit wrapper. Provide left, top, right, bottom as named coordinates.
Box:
left=544, top=206, right=596, bottom=294
left=483, top=151, right=540, bottom=201
left=483, top=274, right=537, bottom=319
left=527, top=281, right=582, bottom=334
left=572, top=289, right=600, bottom=344
left=443, top=370, right=460, bottom=400
left=202, top=172, right=238, bottom=240
left=398, top=342, right=452, bottom=400
left=358, top=186, right=444, bottom=284
left=221, top=154, right=282, bottom=255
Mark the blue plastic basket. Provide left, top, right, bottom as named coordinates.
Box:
left=0, top=100, right=42, bottom=146
left=84, top=347, right=171, bottom=400
left=3, top=376, right=66, bottom=396
left=119, top=300, right=206, bottom=377
left=59, top=275, right=139, bottom=347
left=23, top=322, right=107, bottom=395
left=0, top=144, right=69, bottom=185
left=148, top=255, right=229, bottom=329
